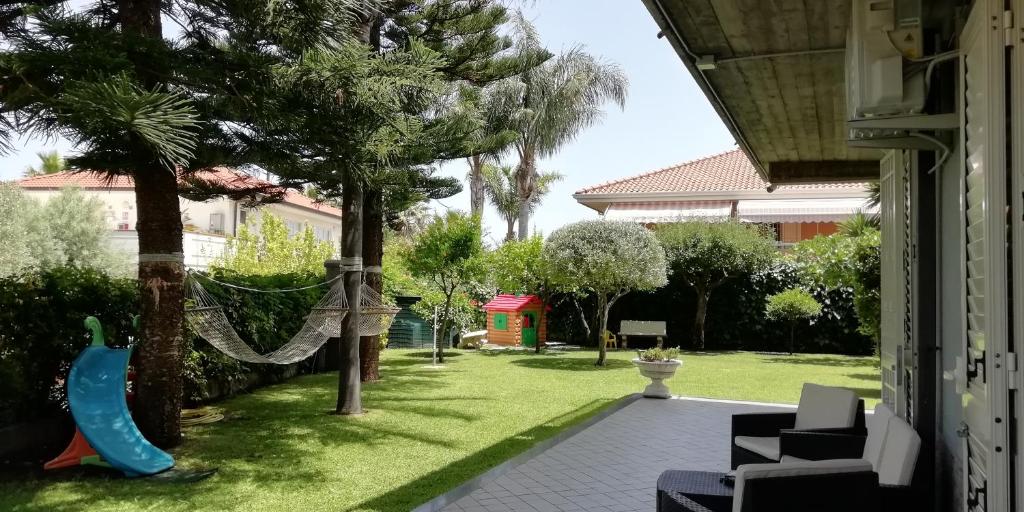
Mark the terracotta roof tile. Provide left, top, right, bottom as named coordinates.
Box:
left=575, top=149, right=869, bottom=195
left=17, top=168, right=341, bottom=217
left=483, top=294, right=542, bottom=311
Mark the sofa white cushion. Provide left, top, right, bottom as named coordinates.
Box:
left=733, top=459, right=873, bottom=512
left=734, top=436, right=780, bottom=461
left=779, top=455, right=808, bottom=463
left=794, top=383, right=859, bottom=430
left=862, top=403, right=895, bottom=471
left=877, top=416, right=921, bottom=486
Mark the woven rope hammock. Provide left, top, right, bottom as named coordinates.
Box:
left=184, top=276, right=349, bottom=364
left=358, top=284, right=401, bottom=336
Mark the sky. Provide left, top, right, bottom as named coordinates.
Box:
left=0, top=0, right=737, bottom=243
left=430, top=0, right=736, bottom=244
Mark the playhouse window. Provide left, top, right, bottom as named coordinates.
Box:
left=494, top=313, right=508, bottom=330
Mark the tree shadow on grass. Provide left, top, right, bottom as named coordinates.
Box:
left=509, top=356, right=632, bottom=371
left=348, top=397, right=620, bottom=512
left=404, top=351, right=464, bottom=360
left=759, top=355, right=880, bottom=368
left=848, top=373, right=882, bottom=382
left=0, top=362, right=472, bottom=512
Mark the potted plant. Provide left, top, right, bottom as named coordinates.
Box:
left=632, top=347, right=682, bottom=398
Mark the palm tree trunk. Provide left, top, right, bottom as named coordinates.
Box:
left=505, top=217, right=516, bottom=242
left=336, top=175, right=363, bottom=415
left=692, top=287, right=709, bottom=350
left=359, top=190, right=383, bottom=382
left=469, top=155, right=485, bottom=217
left=516, top=152, right=535, bottom=240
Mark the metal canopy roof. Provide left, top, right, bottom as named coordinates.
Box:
left=641, top=0, right=882, bottom=184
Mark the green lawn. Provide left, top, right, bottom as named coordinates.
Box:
left=1, top=349, right=879, bottom=512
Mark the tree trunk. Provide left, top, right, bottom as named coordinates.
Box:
left=469, top=155, right=485, bottom=217
left=515, top=152, right=536, bottom=240
left=132, top=169, right=185, bottom=448
left=118, top=0, right=183, bottom=449
left=572, top=296, right=591, bottom=342
left=505, top=217, right=516, bottom=243
left=789, top=322, right=796, bottom=355
left=692, top=287, right=709, bottom=350
left=359, top=190, right=383, bottom=382
left=437, top=292, right=454, bottom=364
left=595, top=293, right=608, bottom=366
left=336, top=176, right=363, bottom=415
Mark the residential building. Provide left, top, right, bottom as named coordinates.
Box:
left=17, top=168, right=342, bottom=269
left=642, top=0, right=1020, bottom=509
left=573, top=149, right=876, bottom=247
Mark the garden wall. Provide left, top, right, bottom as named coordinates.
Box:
left=547, top=263, right=873, bottom=355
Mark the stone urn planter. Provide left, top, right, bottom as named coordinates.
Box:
left=632, top=359, right=682, bottom=398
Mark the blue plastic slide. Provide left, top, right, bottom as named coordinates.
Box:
left=66, top=318, right=174, bottom=477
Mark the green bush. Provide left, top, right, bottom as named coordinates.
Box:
left=0, top=267, right=329, bottom=427
left=0, top=267, right=137, bottom=427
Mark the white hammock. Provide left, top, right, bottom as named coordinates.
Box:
left=185, top=276, right=349, bottom=365
left=358, top=284, right=401, bottom=337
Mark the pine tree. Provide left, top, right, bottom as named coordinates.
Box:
left=0, top=0, right=371, bottom=445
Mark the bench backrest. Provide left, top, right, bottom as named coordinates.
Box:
left=619, top=320, right=666, bottom=336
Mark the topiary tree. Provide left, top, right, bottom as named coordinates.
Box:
left=407, top=212, right=486, bottom=363
left=543, top=220, right=667, bottom=366
left=656, top=221, right=776, bottom=349
left=765, top=288, right=823, bottom=355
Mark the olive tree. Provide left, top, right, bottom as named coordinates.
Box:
left=656, top=221, right=776, bottom=349
left=543, top=221, right=667, bottom=366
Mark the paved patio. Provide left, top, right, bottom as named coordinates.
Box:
left=437, top=397, right=791, bottom=512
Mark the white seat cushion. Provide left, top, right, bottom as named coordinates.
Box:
left=877, top=416, right=921, bottom=486
left=734, top=435, right=780, bottom=460
left=779, top=455, right=808, bottom=463
left=794, top=383, right=859, bottom=430
left=733, top=459, right=873, bottom=512
left=862, top=403, right=895, bottom=471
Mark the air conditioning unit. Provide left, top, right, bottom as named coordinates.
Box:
left=846, top=0, right=924, bottom=120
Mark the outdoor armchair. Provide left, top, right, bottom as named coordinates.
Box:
left=731, top=383, right=866, bottom=468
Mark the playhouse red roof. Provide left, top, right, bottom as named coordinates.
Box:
left=482, top=294, right=542, bottom=311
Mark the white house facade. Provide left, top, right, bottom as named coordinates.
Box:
left=17, top=169, right=342, bottom=270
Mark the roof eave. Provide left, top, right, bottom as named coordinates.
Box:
left=641, top=0, right=771, bottom=184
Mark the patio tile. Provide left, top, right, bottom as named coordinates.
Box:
left=437, top=397, right=789, bottom=512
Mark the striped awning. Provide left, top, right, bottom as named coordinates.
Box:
left=736, top=198, right=877, bottom=223
left=602, top=201, right=733, bottom=223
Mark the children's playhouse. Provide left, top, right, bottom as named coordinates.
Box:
left=482, top=294, right=547, bottom=347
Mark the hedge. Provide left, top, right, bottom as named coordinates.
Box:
left=547, top=262, right=873, bottom=356
left=0, top=267, right=326, bottom=428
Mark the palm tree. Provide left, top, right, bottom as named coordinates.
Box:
left=482, top=163, right=561, bottom=241
left=488, top=16, right=627, bottom=239
left=23, top=150, right=65, bottom=177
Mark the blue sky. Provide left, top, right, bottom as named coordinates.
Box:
left=435, top=0, right=736, bottom=243
left=0, top=0, right=736, bottom=242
